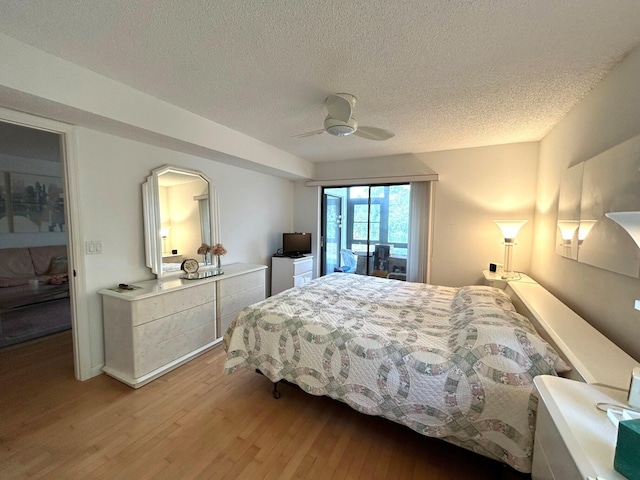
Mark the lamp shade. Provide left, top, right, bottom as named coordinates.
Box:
left=578, top=219, right=597, bottom=243
left=605, top=212, right=640, bottom=249
left=557, top=220, right=579, bottom=241
left=494, top=220, right=527, bottom=242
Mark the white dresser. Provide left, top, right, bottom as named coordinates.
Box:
left=271, top=255, right=313, bottom=295
left=100, top=263, right=266, bottom=388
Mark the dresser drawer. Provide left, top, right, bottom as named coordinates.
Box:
left=218, top=285, right=265, bottom=318
left=134, top=301, right=215, bottom=351
left=293, top=271, right=312, bottom=287
left=131, top=282, right=214, bottom=326
left=293, top=258, right=313, bottom=276
left=136, top=322, right=215, bottom=377
left=218, top=269, right=265, bottom=298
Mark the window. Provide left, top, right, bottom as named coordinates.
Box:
left=347, top=185, right=410, bottom=256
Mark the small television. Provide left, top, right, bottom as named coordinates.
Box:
left=282, top=232, right=312, bottom=257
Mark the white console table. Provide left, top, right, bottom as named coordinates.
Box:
left=100, top=263, right=266, bottom=388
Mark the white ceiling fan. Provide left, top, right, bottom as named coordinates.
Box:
left=295, top=93, right=395, bottom=141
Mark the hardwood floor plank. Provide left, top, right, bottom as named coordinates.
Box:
left=0, top=332, right=532, bottom=479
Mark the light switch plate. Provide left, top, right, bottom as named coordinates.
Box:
left=629, top=367, right=640, bottom=409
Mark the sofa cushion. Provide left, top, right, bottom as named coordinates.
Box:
left=0, top=248, right=36, bottom=287
left=29, top=245, right=67, bottom=275
left=48, top=256, right=68, bottom=275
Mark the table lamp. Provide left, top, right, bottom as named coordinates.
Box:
left=494, top=220, right=527, bottom=279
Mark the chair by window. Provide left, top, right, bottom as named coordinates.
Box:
left=335, top=249, right=357, bottom=273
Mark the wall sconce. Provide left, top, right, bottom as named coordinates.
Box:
left=557, top=220, right=579, bottom=244
left=578, top=219, right=597, bottom=245
left=494, top=220, right=527, bottom=279
left=605, top=212, right=640, bottom=311
left=606, top=212, right=640, bottom=248
left=557, top=220, right=579, bottom=256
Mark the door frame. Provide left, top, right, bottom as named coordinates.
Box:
left=0, top=107, right=90, bottom=380
left=321, top=193, right=343, bottom=276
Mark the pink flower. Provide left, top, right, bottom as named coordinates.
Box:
left=211, top=243, right=227, bottom=256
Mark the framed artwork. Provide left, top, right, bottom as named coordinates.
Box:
left=9, top=172, right=65, bottom=233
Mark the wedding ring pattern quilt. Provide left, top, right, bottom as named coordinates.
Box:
left=224, top=274, right=568, bottom=473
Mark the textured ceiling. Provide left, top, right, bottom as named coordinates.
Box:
left=0, top=0, right=639, bottom=163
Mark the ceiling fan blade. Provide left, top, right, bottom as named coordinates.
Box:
left=293, top=129, right=325, bottom=138
left=325, top=93, right=354, bottom=123
left=353, top=126, right=395, bottom=141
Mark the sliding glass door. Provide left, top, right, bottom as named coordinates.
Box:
left=321, top=184, right=410, bottom=279
left=322, top=193, right=343, bottom=275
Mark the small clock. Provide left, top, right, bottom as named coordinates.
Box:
left=181, top=258, right=199, bottom=274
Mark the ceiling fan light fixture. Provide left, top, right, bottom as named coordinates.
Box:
left=324, top=116, right=358, bottom=137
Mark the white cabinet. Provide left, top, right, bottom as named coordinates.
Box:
left=100, top=263, right=266, bottom=388
left=271, top=255, right=313, bottom=295
left=532, top=375, right=628, bottom=480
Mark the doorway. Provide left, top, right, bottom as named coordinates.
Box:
left=321, top=184, right=410, bottom=279
left=0, top=121, right=71, bottom=347
left=0, top=109, right=83, bottom=379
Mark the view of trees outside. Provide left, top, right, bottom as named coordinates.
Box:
left=349, top=184, right=410, bottom=255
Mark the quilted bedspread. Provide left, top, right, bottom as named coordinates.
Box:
left=223, top=274, right=568, bottom=473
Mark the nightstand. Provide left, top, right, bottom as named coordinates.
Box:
left=271, top=255, right=313, bottom=295
left=532, top=375, right=628, bottom=480
left=482, top=270, right=534, bottom=288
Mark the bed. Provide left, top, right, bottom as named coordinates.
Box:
left=223, top=273, right=571, bottom=473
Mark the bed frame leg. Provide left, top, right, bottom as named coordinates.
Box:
left=272, top=381, right=281, bottom=399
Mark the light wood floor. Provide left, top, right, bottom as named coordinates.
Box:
left=0, top=332, right=530, bottom=480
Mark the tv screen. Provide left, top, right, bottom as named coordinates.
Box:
left=283, top=233, right=311, bottom=257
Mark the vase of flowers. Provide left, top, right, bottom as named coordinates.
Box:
left=197, top=243, right=211, bottom=266
left=197, top=242, right=227, bottom=274
left=211, top=243, right=227, bottom=274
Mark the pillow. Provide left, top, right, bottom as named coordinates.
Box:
left=449, top=305, right=572, bottom=374
left=48, top=256, right=68, bottom=275
left=451, top=285, right=516, bottom=312
left=450, top=305, right=537, bottom=332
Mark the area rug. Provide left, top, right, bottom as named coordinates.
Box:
left=0, top=298, right=71, bottom=348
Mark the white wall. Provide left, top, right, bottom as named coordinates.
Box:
left=531, top=44, right=640, bottom=361
left=304, top=143, right=539, bottom=287
left=293, top=181, right=321, bottom=277
left=422, top=143, right=539, bottom=286
left=73, top=127, right=292, bottom=372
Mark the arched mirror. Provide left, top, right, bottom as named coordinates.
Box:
left=142, top=165, right=219, bottom=277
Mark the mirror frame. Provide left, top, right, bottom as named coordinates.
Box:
left=142, top=165, right=220, bottom=277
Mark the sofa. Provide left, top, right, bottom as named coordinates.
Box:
left=0, top=245, right=69, bottom=311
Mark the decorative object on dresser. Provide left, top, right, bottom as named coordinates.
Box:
left=100, top=263, right=266, bottom=388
